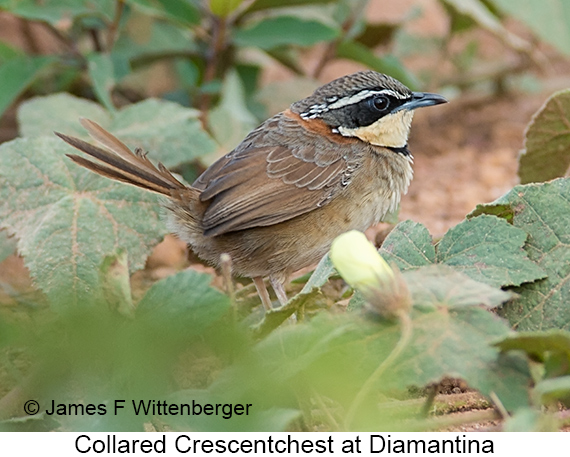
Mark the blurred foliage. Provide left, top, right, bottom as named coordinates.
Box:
left=518, top=89, right=570, bottom=184
left=1, top=0, right=570, bottom=433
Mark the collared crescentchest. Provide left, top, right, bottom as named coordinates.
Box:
left=56, top=71, right=447, bottom=310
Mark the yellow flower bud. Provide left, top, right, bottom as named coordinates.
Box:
left=330, top=230, right=394, bottom=290
left=330, top=230, right=411, bottom=319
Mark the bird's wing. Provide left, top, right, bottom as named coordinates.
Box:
left=193, top=111, right=363, bottom=236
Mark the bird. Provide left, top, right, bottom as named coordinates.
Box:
left=56, top=70, right=447, bottom=311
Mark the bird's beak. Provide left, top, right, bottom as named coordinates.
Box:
left=395, top=92, right=448, bottom=112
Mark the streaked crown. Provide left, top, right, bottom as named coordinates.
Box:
left=291, top=71, right=413, bottom=130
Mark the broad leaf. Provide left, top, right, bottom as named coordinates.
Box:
left=336, top=41, right=418, bottom=90
left=233, top=16, right=339, bottom=50
left=404, top=265, right=512, bottom=309
left=472, top=179, right=570, bottom=330
left=380, top=220, right=435, bottom=270
left=0, top=0, right=113, bottom=24
left=495, top=329, right=570, bottom=362
left=210, top=0, right=243, bottom=17
left=18, top=93, right=109, bottom=137
left=0, top=56, right=56, bottom=119
left=110, top=99, right=216, bottom=168
left=436, top=215, right=546, bottom=287
left=208, top=71, right=258, bottom=156
left=87, top=53, right=116, bottom=113
left=380, top=216, right=545, bottom=288
left=254, top=254, right=335, bottom=337
left=231, top=267, right=527, bottom=430
left=0, top=137, right=164, bottom=308
left=167, top=388, right=299, bottom=431
left=113, top=20, right=198, bottom=64
left=495, top=329, right=570, bottom=378
left=534, top=376, right=570, bottom=404
left=18, top=93, right=216, bottom=169
left=503, top=408, right=557, bottom=432
left=244, top=0, right=337, bottom=14
left=519, top=89, right=570, bottom=184
left=491, top=0, right=570, bottom=55
left=126, top=0, right=200, bottom=26
left=137, top=269, right=231, bottom=336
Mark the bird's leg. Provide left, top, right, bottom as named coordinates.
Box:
left=270, top=277, right=289, bottom=307
left=253, top=276, right=273, bottom=311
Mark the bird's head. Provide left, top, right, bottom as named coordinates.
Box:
left=291, top=71, right=447, bottom=149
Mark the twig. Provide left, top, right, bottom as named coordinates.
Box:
left=489, top=391, right=510, bottom=421
left=421, top=384, right=439, bottom=417
left=19, top=18, right=41, bottom=55
left=199, top=15, right=227, bottom=128
left=106, top=0, right=126, bottom=52
left=89, top=28, right=104, bottom=53
left=312, top=0, right=367, bottom=79
left=41, top=22, right=84, bottom=62
left=313, top=391, right=340, bottom=431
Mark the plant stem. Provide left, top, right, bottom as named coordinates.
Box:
left=107, top=0, right=125, bottom=52
left=199, top=15, right=227, bottom=128
left=344, top=309, right=413, bottom=430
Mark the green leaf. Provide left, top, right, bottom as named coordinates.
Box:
left=210, top=0, right=243, bottom=17
left=495, top=330, right=570, bottom=373
left=209, top=71, right=258, bottom=155
left=137, top=269, right=230, bottom=336
left=436, top=215, right=546, bottom=288
left=0, top=41, right=22, bottom=62
left=534, top=376, right=570, bottom=404
left=87, top=53, right=116, bottom=113
left=0, top=0, right=113, bottom=24
left=0, top=56, right=56, bottom=119
left=503, top=408, right=558, bottom=432
left=356, top=23, right=398, bottom=48
left=519, top=89, right=570, bottom=184
left=404, top=265, right=512, bottom=309
left=253, top=254, right=334, bottom=338
left=110, top=99, right=216, bottom=168
left=126, top=0, right=200, bottom=26
left=167, top=389, right=299, bottom=431
left=241, top=267, right=528, bottom=429
left=113, top=20, right=197, bottom=65
left=379, top=220, right=435, bottom=270
left=491, top=0, right=570, bottom=55
left=336, top=40, right=418, bottom=90
left=18, top=93, right=216, bottom=169
left=0, top=137, right=164, bottom=308
left=244, top=0, right=337, bottom=14
left=18, top=94, right=109, bottom=138
left=381, top=216, right=545, bottom=288
left=256, top=77, right=320, bottom=116
left=300, top=253, right=335, bottom=294
left=442, top=0, right=504, bottom=33
left=472, top=179, right=570, bottom=330
left=233, top=16, right=339, bottom=50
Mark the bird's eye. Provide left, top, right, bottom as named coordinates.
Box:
left=371, top=95, right=390, bottom=111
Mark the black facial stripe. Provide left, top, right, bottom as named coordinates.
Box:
left=338, top=95, right=409, bottom=129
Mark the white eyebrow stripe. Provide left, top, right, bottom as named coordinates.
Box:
left=326, top=89, right=410, bottom=110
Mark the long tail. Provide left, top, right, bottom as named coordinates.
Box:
left=55, top=118, right=187, bottom=196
